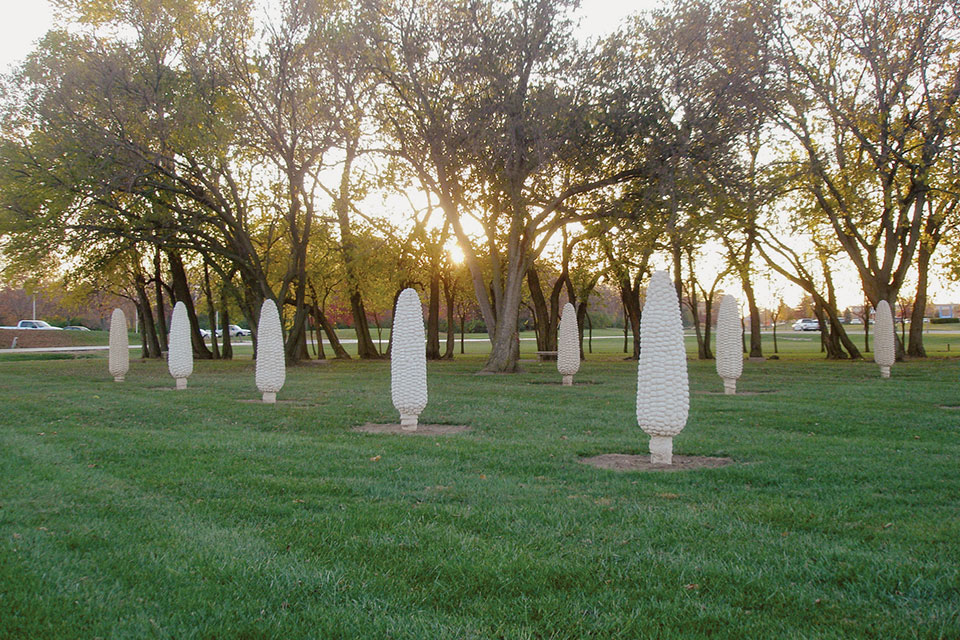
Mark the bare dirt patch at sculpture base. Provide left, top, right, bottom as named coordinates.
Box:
left=579, top=453, right=733, bottom=472
left=354, top=423, right=471, bottom=435
left=527, top=380, right=601, bottom=386
left=694, top=390, right=778, bottom=396
left=938, top=405, right=960, bottom=410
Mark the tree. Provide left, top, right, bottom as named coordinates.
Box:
left=368, top=0, right=654, bottom=372
left=767, top=0, right=960, bottom=358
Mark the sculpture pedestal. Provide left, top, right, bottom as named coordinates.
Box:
left=880, top=366, right=891, bottom=378
left=649, top=435, right=673, bottom=465
left=562, top=375, right=573, bottom=386
left=263, top=392, right=276, bottom=404
left=400, top=414, right=419, bottom=431
left=114, top=375, right=124, bottom=383
left=175, top=378, right=187, bottom=390
left=723, top=378, right=737, bottom=395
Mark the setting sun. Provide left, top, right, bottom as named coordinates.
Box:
left=447, top=243, right=465, bottom=264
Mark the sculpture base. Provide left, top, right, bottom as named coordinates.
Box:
left=723, top=378, right=737, bottom=395
left=562, top=375, right=573, bottom=386
left=263, top=392, right=276, bottom=404
left=113, top=375, right=125, bottom=383
left=175, top=378, right=187, bottom=390
left=400, top=414, right=419, bottom=431
left=880, top=365, right=891, bottom=378
left=649, top=435, right=673, bottom=465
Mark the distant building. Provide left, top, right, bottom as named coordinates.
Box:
left=934, top=303, right=957, bottom=319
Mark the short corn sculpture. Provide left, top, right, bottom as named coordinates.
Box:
left=391, top=288, right=428, bottom=430
left=637, top=270, right=689, bottom=465
left=167, top=301, right=193, bottom=390
left=715, top=294, right=743, bottom=394
left=108, top=308, right=129, bottom=382
left=874, top=300, right=895, bottom=378
left=557, top=302, right=580, bottom=386
left=255, top=299, right=285, bottom=403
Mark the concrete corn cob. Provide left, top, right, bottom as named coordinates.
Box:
left=636, top=270, right=689, bottom=464
left=391, top=288, right=428, bottom=430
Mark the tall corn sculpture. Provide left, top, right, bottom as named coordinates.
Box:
left=391, top=288, right=428, bottom=430
left=557, top=302, right=580, bottom=386
left=168, top=301, right=193, bottom=390
left=715, top=294, right=743, bottom=394
left=108, top=308, right=129, bottom=382
left=636, top=270, right=689, bottom=464
left=874, top=300, right=895, bottom=378
left=255, top=299, right=285, bottom=403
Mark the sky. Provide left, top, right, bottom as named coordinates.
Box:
left=0, top=1, right=652, bottom=71
left=1, top=0, right=956, bottom=310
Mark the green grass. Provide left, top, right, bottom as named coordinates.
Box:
left=1, top=348, right=959, bottom=638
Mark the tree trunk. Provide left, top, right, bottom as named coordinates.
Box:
left=153, top=248, right=168, bottom=353
left=742, top=275, right=763, bottom=358
left=135, top=278, right=161, bottom=358
left=619, top=276, right=642, bottom=359
left=908, top=240, right=934, bottom=357
left=166, top=250, right=212, bottom=359
left=443, top=276, right=456, bottom=359
left=481, top=274, right=524, bottom=373
left=459, top=312, right=466, bottom=354
left=313, top=304, right=351, bottom=359
left=702, top=297, right=714, bottom=359
left=814, top=304, right=846, bottom=359
left=576, top=301, right=588, bottom=360
left=350, top=292, right=381, bottom=359
left=203, top=262, right=220, bottom=360
left=219, top=303, right=233, bottom=360
left=426, top=272, right=441, bottom=360
left=690, top=286, right=707, bottom=359
left=526, top=268, right=551, bottom=351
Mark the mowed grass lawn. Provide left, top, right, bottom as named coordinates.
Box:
left=1, top=348, right=958, bottom=638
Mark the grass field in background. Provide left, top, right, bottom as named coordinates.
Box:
left=1, top=344, right=958, bottom=638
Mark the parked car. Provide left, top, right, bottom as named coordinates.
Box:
left=199, top=328, right=212, bottom=338
left=63, top=325, right=91, bottom=331
left=215, top=325, right=251, bottom=338
left=792, top=318, right=821, bottom=331
left=1, top=320, right=63, bottom=330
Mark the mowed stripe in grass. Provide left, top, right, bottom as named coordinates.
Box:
left=1, top=354, right=958, bottom=638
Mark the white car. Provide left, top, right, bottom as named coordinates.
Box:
left=792, top=318, right=820, bottom=331
left=11, top=320, right=62, bottom=330
left=219, top=324, right=251, bottom=338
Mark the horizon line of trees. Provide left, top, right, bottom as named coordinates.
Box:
left=1, top=0, right=957, bottom=371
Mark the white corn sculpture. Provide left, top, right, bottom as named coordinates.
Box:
left=715, top=294, right=743, bottom=395
left=167, top=301, right=193, bottom=390
left=255, top=299, right=285, bottom=403
left=557, top=302, right=580, bottom=386
left=391, top=288, right=428, bottom=430
left=637, top=270, right=689, bottom=465
left=108, top=308, right=129, bottom=382
left=874, top=300, right=895, bottom=378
